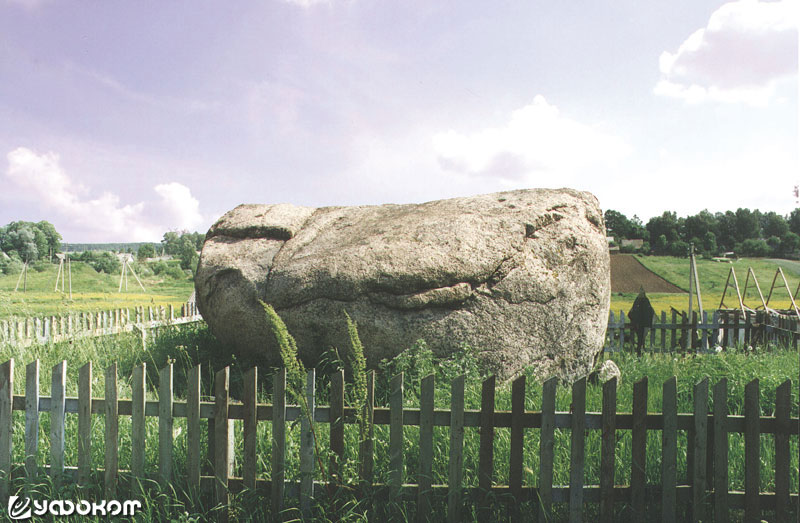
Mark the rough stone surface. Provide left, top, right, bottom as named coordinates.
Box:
left=598, top=360, right=621, bottom=385
left=195, top=188, right=610, bottom=381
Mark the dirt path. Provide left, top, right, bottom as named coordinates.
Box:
left=610, top=254, right=685, bottom=293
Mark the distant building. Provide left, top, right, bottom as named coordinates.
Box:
left=620, top=239, right=644, bottom=249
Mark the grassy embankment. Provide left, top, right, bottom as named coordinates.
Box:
left=0, top=260, right=195, bottom=320
left=0, top=322, right=796, bottom=521
left=610, top=255, right=800, bottom=316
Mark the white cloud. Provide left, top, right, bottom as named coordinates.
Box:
left=5, top=147, right=205, bottom=241
left=432, top=95, right=631, bottom=180
left=656, top=0, right=798, bottom=105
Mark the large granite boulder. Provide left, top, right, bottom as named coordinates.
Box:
left=195, top=188, right=610, bottom=380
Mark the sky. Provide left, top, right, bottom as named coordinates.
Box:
left=0, top=0, right=797, bottom=242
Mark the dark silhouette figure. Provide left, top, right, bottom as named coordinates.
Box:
left=628, top=289, right=654, bottom=356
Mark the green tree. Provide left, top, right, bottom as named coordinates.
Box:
left=137, top=243, right=156, bottom=261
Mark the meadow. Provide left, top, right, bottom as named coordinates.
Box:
left=0, top=320, right=796, bottom=521
left=610, top=255, right=800, bottom=316
left=0, top=260, right=195, bottom=320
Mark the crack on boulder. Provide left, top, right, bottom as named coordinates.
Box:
left=262, top=209, right=321, bottom=299
left=524, top=212, right=564, bottom=238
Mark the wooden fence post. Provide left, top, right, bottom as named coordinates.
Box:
left=600, top=377, right=617, bottom=523
left=713, top=379, right=729, bottom=523
left=632, top=377, right=648, bottom=520
left=390, top=372, right=405, bottom=497
left=330, top=369, right=344, bottom=488
left=509, top=374, right=525, bottom=522
left=186, top=364, right=200, bottom=494
left=272, top=367, right=287, bottom=516
left=744, top=379, right=760, bottom=522
left=662, top=377, right=677, bottom=523
left=50, top=361, right=66, bottom=487
left=215, top=366, right=230, bottom=523
left=417, top=374, right=434, bottom=522
left=131, top=364, right=146, bottom=493
left=569, top=377, right=586, bottom=523
left=360, top=370, right=375, bottom=492
left=478, top=375, right=496, bottom=518
left=77, top=362, right=92, bottom=485
left=0, top=360, right=13, bottom=500
left=159, top=363, right=174, bottom=488
left=447, top=375, right=464, bottom=523
left=25, top=361, right=39, bottom=482
left=105, top=363, right=118, bottom=498
left=243, top=367, right=258, bottom=491
left=692, top=378, right=708, bottom=523
left=774, top=380, right=790, bottom=523
left=300, top=369, right=316, bottom=519
left=539, top=377, right=557, bottom=522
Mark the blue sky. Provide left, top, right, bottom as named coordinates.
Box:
left=1, top=0, right=797, bottom=241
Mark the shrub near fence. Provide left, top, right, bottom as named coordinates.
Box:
left=0, top=359, right=797, bottom=521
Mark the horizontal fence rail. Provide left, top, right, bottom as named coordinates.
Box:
left=0, top=359, right=796, bottom=521
left=0, top=303, right=202, bottom=348
left=605, top=309, right=800, bottom=353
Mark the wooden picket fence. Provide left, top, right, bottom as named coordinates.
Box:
left=606, top=309, right=800, bottom=353
left=0, top=303, right=202, bottom=348
left=0, top=359, right=797, bottom=521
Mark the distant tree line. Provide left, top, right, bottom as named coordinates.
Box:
left=605, top=208, right=800, bottom=258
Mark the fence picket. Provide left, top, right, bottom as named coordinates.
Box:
left=186, top=364, right=200, bottom=492
left=600, top=377, right=616, bottom=523
left=131, top=364, right=146, bottom=492
left=692, top=378, right=708, bottom=523
left=300, top=369, right=316, bottom=519
left=330, top=369, right=344, bottom=486
left=661, top=377, right=677, bottom=523
left=215, top=366, right=230, bottom=523
left=478, top=375, right=496, bottom=518
left=509, top=374, right=525, bottom=522
left=104, top=363, right=118, bottom=498
left=360, top=370, right=375, bottom=490
left=774, top=380, right=790, bottom=523
left=417, top=374, right=434, bottom=522
left=569, top=377, right=586, bottom=523
left=713, top=378, right=729, bottom=523
left=272, top=367, right=287, bottom=515
left=51, top=361, right=66, bottom=486
left=25, top=360, right=39, bottom=481
left=390, top=372, right=404, bottom=495
left=159, top=363, right=173, bottom=488
left=539, top=377, right=557, bottom=522
left=744, top=379, right=760, bottom=522
left=632, top=377, right=647, bottom=520
left=448, top=375, right=465, bottom=523
left=243, top=367, right=257, bottom=490
left=0, top=360, right=13, bottom=499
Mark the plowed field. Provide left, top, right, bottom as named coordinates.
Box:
left=610, top=254, right=685, bottom=293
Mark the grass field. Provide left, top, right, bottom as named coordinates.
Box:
left=0, top=323, right=796, bottom=521
left=612, top=255, right=800, bottom=316
left=0, top=260, right=195, bottom=319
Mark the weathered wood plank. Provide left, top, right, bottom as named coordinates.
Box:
left=569, top=377, right=586, bottom=523
left=390, top=372, right=404, bottom=495
left=159, top=363, right=173, bottom=488
left=774, top=380, right=790, bottom=523
left=300, top=369, right=316, bottom=519
left=50, top=361, right=66, bottom=486
left=215, top=366, right=230, bottom=523
left=662, top=376, right=677, bottom=523
left=692, top=378, right=708, bottom=523
left=243, top=367, right=258, bottom=490
left=272, top=367, right=286, bottom=515
left=509, top=374, right=525, bottom=522
left=0, top=360, right=13, bottom=499
left=600, top=377, right=617, bottom=523
left=186, top=364, right=200, bottom=492
left=744, top=379, right=759, bottom=522
left=104, top=363, right=118, bottom=498
left=131, top=364, right=146, bottom=491
left=539, top=377, right=557, bottom=522
left=632, top=377, right=648, bottom=520
left=447, top=375, right=465, bottom=523
left=478, top=375, right=496, bottom=518
left=25, top=360, right=40, bottom=481
left=330, top=369, right=344, bottom=486
left=417, top=373, right=434, bottom=523
left=713, top=378, right=729, bottom=523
